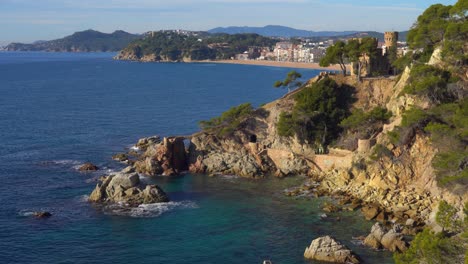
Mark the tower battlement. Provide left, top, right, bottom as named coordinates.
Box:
left=384, top=32, right=398, bottom=48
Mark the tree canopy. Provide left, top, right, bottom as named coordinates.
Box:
left=319, top=41, right=347, bottom=75
left=277, top=77, right=354, bottom=147
left=404, top=0, right=467, bottom=69
left=319, top=37, right=379, bottom=80
left=273, top=70, right=303, bottom=93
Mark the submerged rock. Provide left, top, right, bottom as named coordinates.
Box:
left=78, top=162, right=99, bottom=172
left=304, top=236, right=360, bottom=263
left=33, top=211, right=52, bottom=218
left=88, top=172, right=169, bottom=206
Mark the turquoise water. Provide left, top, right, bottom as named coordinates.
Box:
left=0, top=52, right=393, bottom=263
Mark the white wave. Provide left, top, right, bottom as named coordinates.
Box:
left=129, top=146, right=140, bottom=151
left=217, top=174, right=239, bottom=180
left=78, top=195, right=90, bottom=202
left=47, top=159, right=82, bottom=166
left=105, top=168, right=119, bottom=174
left=18, top=210, right=35, bottom=217
left=105, top=200, right=198, bottom=218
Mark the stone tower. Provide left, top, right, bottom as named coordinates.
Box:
left=384, top=32, right=398, bottom=48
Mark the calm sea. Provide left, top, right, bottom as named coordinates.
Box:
left=0, top=52, right=393, bottom=264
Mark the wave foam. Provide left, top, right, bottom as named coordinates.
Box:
left=105, top=200, right=198, bottom=218
left=41, top=159, right=82, bottom=166
left=18, top=210, right=35, bottom=217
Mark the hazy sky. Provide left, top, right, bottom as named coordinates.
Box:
left=0, top=0, right=457, bottom=44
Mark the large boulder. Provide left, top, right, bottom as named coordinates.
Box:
left=381, top=228, right=408, bottom=252
left=134, top=136, right=188, bottom=176
left=79, top=162, right=99, bottom=172
left=88, top=172, right=169, bottom=206
left=304, top=236, right=360, bottom=264
left=361, top=205, right=380, bottom=220
left=108, top=173, right=140, bottom=189
left=363, top=223, right=407, bottom=252
left=363, top=222, right=386, bottom=249
left=135, top=135, right=161, bottom=149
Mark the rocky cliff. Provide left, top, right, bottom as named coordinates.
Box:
left=98, top=68, right=466, bottom=230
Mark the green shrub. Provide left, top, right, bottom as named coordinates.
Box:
left=433, top=150, right=468, bottom=186
left=370, top=144, right=393, bottom=161
left=199, top=103, right=253, bottom=136
left=436, top=200, right=463, bottom=233
left=401, top=64, right=452, bottom=103
left=277, top=112, right=295, bottom=137
left=425, top=99, right=468, bottom=187
left=341, top=106, right=392, bottom=132
left=276, top=77, right=354, bottom=145
left=387, top=130, right=401, bottom=145
left=401, top=107, right=430, bottom=127
left=394, top=228, right=465, bottom=264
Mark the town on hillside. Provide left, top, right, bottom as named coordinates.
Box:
left=232, top=31, right=409, bottom=64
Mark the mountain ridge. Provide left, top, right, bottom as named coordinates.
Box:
left=5, top=29, right=141, bottom=52
left=209, top=25, right=408, bottom=41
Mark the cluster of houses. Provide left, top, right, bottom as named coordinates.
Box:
left=235, top=33, right=409, bottom=66
left=235, top=40, right=335, bottom=63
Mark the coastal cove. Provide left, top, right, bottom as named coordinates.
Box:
left=0, top=52, right=393, bottom=264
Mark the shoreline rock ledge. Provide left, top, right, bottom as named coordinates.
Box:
left=304, top=236, right=360, bottom=264
left=88, top=172, right=169, bottom=206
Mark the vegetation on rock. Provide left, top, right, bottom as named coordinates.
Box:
left=277, top=77, right=354, bottom=147
left=273, top=70, right=303, bottom=93
left=319, top=37, right=380, bottom=80
left=199, top=103, right=254, bottom=137
left=340, top=107, right=392, bottom=136
left=394, top=201, right=467, bottom=264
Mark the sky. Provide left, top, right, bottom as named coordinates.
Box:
left=0, top=0, right=457, bottom=45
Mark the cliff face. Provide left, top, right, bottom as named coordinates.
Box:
left=119, top=69, right=465, bottom=227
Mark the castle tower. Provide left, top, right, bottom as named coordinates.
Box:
left=384, top=32, right=398, bottom=48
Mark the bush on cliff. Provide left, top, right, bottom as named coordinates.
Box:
left=394, top=200, right=467, bottom=264
left=393, top=228, right=465, bottom=264
left=276, top=77, right=354, bottom=146
left=387, top=100, right=467, bottom=188
left=341, top=106, right=391, bottom=134
left=401, top=64, right=453, bottom=104
left=403, top=1, right=467, bottom=70
left=199, top=103, right=254, bottom=137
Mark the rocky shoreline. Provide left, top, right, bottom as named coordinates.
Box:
left=88, top=68, right=466, bottom=262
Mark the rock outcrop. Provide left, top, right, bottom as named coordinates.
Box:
left=33, top=211, right=52, bottom=218
left=134, top=136, right=187, bottom=176
left=109, top=70, right=466, bottom=228
left=304, top=236, right=360, bottom=263
left=78, top=162, right=99, bottom=171
left=363, top=223, right=407, bottom=252
left=88, top=172, right=169, bottom=206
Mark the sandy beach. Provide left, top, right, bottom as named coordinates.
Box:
left=201, top=59, right=344, bottom=71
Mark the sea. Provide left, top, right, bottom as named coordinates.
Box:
left=0, top=52, right=393, bottom=264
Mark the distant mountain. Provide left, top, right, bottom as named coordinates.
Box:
left=208, top=25, right=359, bottom=38
left=5, top=30, right=141, bottom=52
left=208, top=25, right=408, bottom=41
left=342, top=31, right=408, bottom=42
